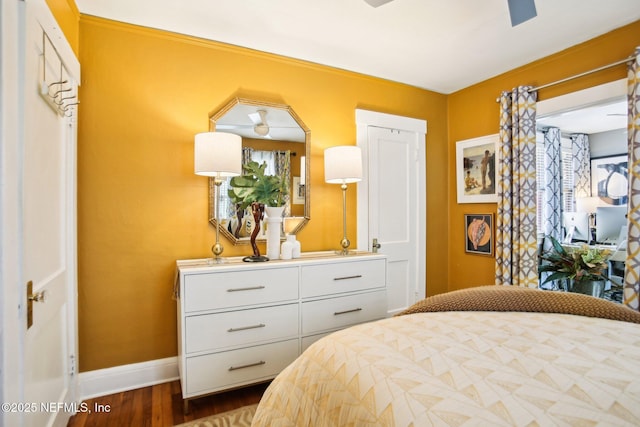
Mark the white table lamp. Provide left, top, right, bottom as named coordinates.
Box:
left=194, top=132, right=242, bottom=262
left=324, top=145, right=362, bottom=255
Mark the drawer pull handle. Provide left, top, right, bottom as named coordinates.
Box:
left=227, top=323, right=266, bottom=332
left=228, top=360, right=266, bottom=371
left=334, top=308, right=363, bottom=316
left=226, top=285, right=265, bottom=292
left=333, top=275, right=363, bottom=281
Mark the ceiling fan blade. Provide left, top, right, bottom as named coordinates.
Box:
left=508, top=0, right=537, bottom=27
left=248, top=111, right=263, bottom=124
left=364, top=0, right=394, bottom=7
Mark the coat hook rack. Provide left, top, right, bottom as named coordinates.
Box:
left=39, top=32, right=78, bottom=117
left=63, top=102, right=80, bottom=117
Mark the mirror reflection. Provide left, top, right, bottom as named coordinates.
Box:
left=536, top=96, right=627, bottom=300
left=208, top=98, right=310, bottom=245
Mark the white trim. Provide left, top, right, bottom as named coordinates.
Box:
left=355, top=109, right=427, bottom=134
left=537, top=79, right=626, bottom=118
left=78, top=357, right=179, bottom=401
left=355, top=109, right=427, bottom=301
left=1, top=1, right=26, bottom=425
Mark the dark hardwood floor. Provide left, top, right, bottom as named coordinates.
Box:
left=67, top=380, right=270, bottom=427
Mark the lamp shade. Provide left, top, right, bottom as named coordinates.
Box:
left=576, top=196, right=600, bottom=214
left=194, top=132, right=242, bottom=177
left=300, top=156, right=306, bottom=185
left=324, top=146, right=362, bottom=184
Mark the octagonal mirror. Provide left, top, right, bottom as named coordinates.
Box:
left=208, top=98, right=310, bottom=245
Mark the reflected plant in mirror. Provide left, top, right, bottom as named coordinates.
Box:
left=229, top=160, right=289, bottom=209
left=207, top=98, right=310, bottom=245
left=226, top=160, right=289, bottom=240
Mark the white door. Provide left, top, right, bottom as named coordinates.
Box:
left=356, top=110, right=426, bottom=316
left=2, top=2, right=79, bottom=426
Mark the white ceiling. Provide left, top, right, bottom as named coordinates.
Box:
left=74, top=0, right=640, bottom=94
left=537, top=98, right=627, bottom=134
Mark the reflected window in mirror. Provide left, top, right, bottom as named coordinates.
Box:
left=537, top=129, right=597, bottom=243
left=536, top=127, right=627, bottom=246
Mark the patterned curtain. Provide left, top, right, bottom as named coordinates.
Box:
left=242, top=147, right=254, bottom=165
left=496, top=86, right=539, bottom=288
left=542, top=127, right=562, bottom=241
left=625, top=47, right=640, bottom=310
left=571, top=134, right=591, bottom=201
left=274, top=150, right=292, bottom=216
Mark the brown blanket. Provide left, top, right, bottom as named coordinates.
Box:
left=399, top=285, right=640, bottom=323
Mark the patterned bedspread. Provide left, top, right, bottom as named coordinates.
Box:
left=252, top=311, right=640, bottom=426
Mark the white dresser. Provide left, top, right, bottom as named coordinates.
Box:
left=175, top=252, right=387, bottom=406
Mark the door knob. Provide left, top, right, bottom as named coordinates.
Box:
left=28, top=291, right=46, bottom=302
left=27, top=281, right=46, bottom=329
left=372, top=238, right=382, bottom=253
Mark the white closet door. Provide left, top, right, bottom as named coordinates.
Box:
left=8, top=2, right=79, bottom=426
left=356, top=110, right=427, bottom=316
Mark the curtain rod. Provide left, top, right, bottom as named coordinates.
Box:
left=495, top=55, right=634, bottom=102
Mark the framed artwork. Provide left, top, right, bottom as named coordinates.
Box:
left=464, top=213, right=494, bottom=256
left=292, top=177, right=305, bottom=205
left=590, top=154, right=628, bottom=206
left=456, top=134, right=499, bottom=203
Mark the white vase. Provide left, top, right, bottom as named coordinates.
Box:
left=281, top=236, right=293, bottom=260
left=264, top=206, right=284, bottom=260
left=290, top=234, right=301, bottom=258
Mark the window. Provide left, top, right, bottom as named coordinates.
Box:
left=536, top=133, right=575, bottom=234
left=561, top=142, right=574, bottom=212
left=536, top=139, right=545, bottom=233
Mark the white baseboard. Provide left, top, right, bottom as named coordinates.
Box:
left=78, top=356, right=179, bottom=401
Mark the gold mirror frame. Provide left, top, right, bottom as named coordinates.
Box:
left=208, top=98, right=310, bottom=245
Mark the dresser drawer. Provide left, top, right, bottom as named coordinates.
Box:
left=183, top=267, right=298, bottom=312
left=301, top=331, right=332, bottom=352
left=300, top=259, right=385, bottom=298
left=185, top=303, right=299, bottom=354
left=185, top=339, right=299, bottom=397
left=301, top=290, right=386, bottom=335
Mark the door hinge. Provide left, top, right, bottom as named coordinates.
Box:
left=69, top=355, right=76, bottom=376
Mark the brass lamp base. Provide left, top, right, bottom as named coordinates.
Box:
left=212, top=242, right=223, bottom=257
left=336, top=237, right=353, bottom=256
left=208, top=179, right=226, bottom=265
left=335, top=183, right=356, bottom=256
left=208, top=242, right=225, bottom=264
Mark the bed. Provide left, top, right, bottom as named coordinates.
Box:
left=252, top=286, right=640, bottom=426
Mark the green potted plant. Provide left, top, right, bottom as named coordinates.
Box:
left=539, top=235, right=612, bottom=297
left=228, top=160, right=288, bottom=208
left=228, top=160, right=289, bottom=262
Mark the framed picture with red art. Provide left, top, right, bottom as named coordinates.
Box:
left=464, top=213, right=494, bottom=256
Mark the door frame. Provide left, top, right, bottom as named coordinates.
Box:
left=355, top=109, right=427, bottom=301
left=1, top=1, right=80, bottom=425
left=1, top=1, right=24, bottom=424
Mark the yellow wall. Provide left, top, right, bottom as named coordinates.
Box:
left=77, top=17, right=448, bottom=371
left=447, top=20, right=640, bottom=291
left=45, top=0, right=79, bottom=56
